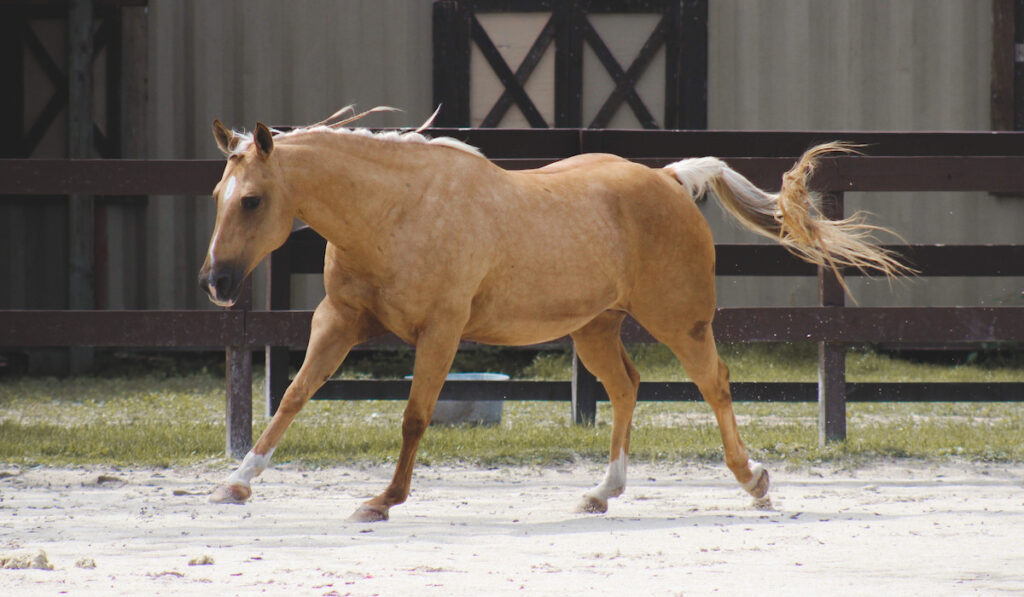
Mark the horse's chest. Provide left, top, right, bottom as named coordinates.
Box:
left=326, top=269, right=455, bottom=342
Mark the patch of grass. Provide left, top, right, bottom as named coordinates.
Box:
left=1, top=345, right=1022, bottom=467
left=0, top=371, right=231, bottom=466
left=523, top=343, right=1024, bottom=383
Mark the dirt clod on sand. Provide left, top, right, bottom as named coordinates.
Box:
left=187, top=554, right=214, bottom=566
left=2, top=549, right=54, bottom=570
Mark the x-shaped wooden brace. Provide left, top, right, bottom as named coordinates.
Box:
left=472, top=14, right=556, bottom=128
left=471, top=10, right=669, bottom=129
left=19, top=18, right=117, bottom=156
left=582, top=13, right=668, bottom=129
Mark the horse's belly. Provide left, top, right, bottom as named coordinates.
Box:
left=462, top=291, right=620, bottom=346
left=461, top=318, right=594, bottom=346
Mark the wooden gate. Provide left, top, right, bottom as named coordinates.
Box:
left=432, top=0, right=707, bottom=128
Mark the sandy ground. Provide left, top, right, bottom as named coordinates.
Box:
left=2, top=460, right=1023, bottom=596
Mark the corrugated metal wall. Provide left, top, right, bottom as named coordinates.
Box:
left=144, top=0, right=435, bottom=311
left=6, top=0, right=1020, bottom=318
left=706, top=0, right=1022, bottom=308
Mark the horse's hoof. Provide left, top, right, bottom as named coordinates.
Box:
left=576, top=495, right=608, bottom=514
left=348, top=504, right=389, bottom=523
left=744, top=466, right=770, bottom=500
left=209, top=483, right=251, bottom=504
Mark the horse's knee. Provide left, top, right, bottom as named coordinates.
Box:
left=402, top=412, right=429, bottom=439
left=276, top=393, right=309, bottom=418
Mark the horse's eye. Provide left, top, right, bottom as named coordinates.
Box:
left=241, top=195, right=262, bottom=210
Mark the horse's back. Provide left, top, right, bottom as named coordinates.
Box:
left=525, top=153, right=629, bottom=175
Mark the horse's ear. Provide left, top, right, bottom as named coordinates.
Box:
left=254, top=122, right=274, bottom=157
left=212, top=119, right=238, bottom=155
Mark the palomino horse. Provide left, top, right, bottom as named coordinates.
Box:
left=200, top=108, right=906, bottom=521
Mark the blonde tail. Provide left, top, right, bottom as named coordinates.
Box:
left=665, top=142, right=913, bottom=298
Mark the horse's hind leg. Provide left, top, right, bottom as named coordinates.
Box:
left=663, top=326, right=770, bottom=505
left=635, top=294, right=770, bottom=504
left=570, top=312, right=641, bottom=514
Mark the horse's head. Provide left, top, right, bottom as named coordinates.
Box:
left=199, top=120, right=294, bottom=307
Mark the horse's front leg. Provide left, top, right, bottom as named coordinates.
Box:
left=210, top=298, right=372, bottom=504
left=348, top=321, right=464, bottom=522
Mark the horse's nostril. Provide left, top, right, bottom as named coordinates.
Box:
left=213, top=273, right=232, bottom=299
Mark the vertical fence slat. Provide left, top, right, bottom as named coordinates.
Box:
left=265, top=244, right=291, bottom=417
left=817, top=192, right=847, bottom=444
left=68, top=0, right=95, bottom=373
left=225, top=278, right=253, bottom=459
left=571, top=347, right=600, bottom=425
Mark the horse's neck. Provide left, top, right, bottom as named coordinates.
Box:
left=278, top=134, right=438, bottom=245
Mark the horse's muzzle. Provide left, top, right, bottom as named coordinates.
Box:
left=198, top=264, right=245, bottom=307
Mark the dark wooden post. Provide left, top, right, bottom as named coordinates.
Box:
left=665, top=0, right=708, bottom=129
left=554, top=1, right=584, bottom=127
left=265, top=246, right=292, bottom=417
left=1016, top=0, right=1024, bottom=131
left=817, top=192, right=847, bottom=444
left=68, top=0, right=95, bottom=373
left=432, top=0, right=471, bottom=127
left=226, top=278, right=253, bottom=459
left=571, top=347, right=599, bottom=425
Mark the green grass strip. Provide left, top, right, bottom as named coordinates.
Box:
left=2, top=345, right=1022, bottom=467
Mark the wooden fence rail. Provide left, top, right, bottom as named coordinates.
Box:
left=2, top=130, right=1023, bottom=457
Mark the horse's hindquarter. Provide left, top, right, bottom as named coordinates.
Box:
left=463, top=157, right=712, bottom=345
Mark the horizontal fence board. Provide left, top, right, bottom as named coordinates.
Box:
left=283, top=229, right=1024, bottom=277
left=624, top=156, right=1024, bottom=193
left=2, top=156, right=1022, bottom=198
left=431, top=129, right=1024, bottom=158
left=5, top=307, right=1021, bottom=350
left=247, top=307, right=1024, bottom=350
left=703, top=307, right=1024, bottom=344
left=0, top=160, right=224, bottom=196
left=245, top=310, right=323, bottom=348
left=575, top=130, right=1024, bottom=158
left=717, top=244, right=1024, bottom=277
left=813, top=157, right=1024, bottom=193
left=0, top=310, right=243, bottom=347
left=309, top=380, right=1024, bottom=403
left=892, top=245, right=1024, bottom=276
left=313, top=379, right=570, bottom=402
left=846, top=383, right=1024, bottom=402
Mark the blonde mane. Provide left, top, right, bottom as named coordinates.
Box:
left=228, top=106, right=485, bottom=159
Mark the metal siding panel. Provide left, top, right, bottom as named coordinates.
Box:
left=710, top=0, right=990, bottom=131
left=143, top=0, right=435, bottom=311
left=706, top=0, right=1020, bottom=308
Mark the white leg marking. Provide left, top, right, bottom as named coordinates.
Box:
left=224, top=447, right=274, bottom=489
left=585, top=448, right=628, bottom=502
left=740, top=459, right=773, bottom=509
left=739, top=460, right=765, bottom=493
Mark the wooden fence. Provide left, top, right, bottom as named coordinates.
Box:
left=2, top=130, right=1023, bottom=458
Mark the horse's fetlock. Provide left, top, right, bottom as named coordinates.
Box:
left=725, top=454, right=750, bottom=474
